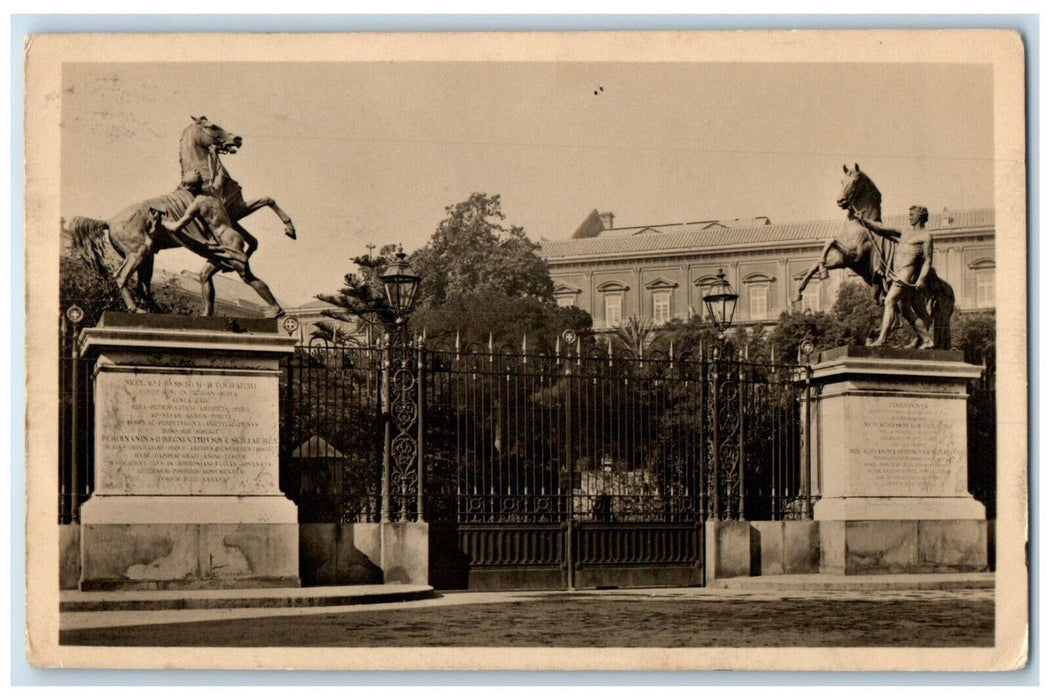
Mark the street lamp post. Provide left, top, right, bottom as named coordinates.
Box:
left=702, top=268, right=738, bottom=340
left=701, top=269, right=739, bottom=520
left=378, top=246, right=422, bottom=522
left=380, top=246, right=421, bottom=332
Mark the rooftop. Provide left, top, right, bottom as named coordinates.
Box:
left=541, top=208, right=994, bottom=262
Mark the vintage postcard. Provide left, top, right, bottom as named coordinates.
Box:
left=24, top=30, right=1028, bottom=671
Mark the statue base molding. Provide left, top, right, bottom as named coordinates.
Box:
left=77, top=313, right=299, bottom=591
left=806, top=346, right=989, bottom=574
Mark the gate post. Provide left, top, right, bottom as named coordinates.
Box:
left=373, top=326, right=429, bottom=585
left=381, top=332, right=392, bottom=523
left=417, top=336, right=425, bottom=521
left=711, top=346, right=721, bottom=522
left=802, top=361, right=813, bottom=520
left=738, top=354, right=746, bottom=520
left=67, top=308, right=82, bottom=523
left=564, top=344, right=575, bottom=590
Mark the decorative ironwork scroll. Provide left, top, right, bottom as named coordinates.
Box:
left=383, top=338, right=423, bottom=522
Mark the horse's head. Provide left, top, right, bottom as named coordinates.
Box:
left=186, top=115, right=242, bottom=155
left=837, top=162, right=881, bottom=217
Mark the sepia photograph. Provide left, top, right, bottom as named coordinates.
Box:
left=23, top=29, right=1028, bottom=671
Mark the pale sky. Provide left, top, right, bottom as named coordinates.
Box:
left=61, top=61, right=994, bottom=305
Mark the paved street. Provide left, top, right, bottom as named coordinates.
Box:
left=60, top=587, right=993, bottom=647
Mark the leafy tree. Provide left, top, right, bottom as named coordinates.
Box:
left=650, top=315, right=721, bottom=359
left=411, top=291, right=591, bottom=353
left=411, top=193, right=554, bottom=307
left=830, top=281, right=883, bottom=346
left=651, top=315, right=770, bottom=362
left=399, top=193, right=590, bottom=351
left=60, top=252, right=199, bottom=338
left=768, top=308, right=843, bottom=365
left=951, top=310, right=996, bottom=365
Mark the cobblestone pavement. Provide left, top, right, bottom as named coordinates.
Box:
left=60, top=587, right=994, bottom=647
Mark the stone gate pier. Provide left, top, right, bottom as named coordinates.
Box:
left=807, top=346, right=988, bottom=575
left=77, top=313, right=299, bottom=590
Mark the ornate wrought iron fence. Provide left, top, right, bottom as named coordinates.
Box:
left=421, top=341, right=807, bottom=526
left=281, top=340, right=384, bottom=523
left=57, top=326, right=999, bottom=541
left=58, top=322, right=95, bottom=525
left=968, top=356, right=996, bottom=519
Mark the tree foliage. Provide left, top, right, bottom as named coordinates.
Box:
left=411, top=291, right=592, bottom=353
left=951, top=310, right=996, bottom=365
left=766, top=281, right=996, bottom=364
left=315, top=195, right=577, bottom=350
left=411, top=193, right=554, bottom=307
left=60, top=252, right=199, bottom=334
left=614, top=316, right=657, bottom=359
left=314, top=243, right=400, bottom=343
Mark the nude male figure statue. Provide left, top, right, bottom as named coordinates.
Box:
left=152, top=171, right=284, bottom=318
left=852, top=205, right=936, bottom=349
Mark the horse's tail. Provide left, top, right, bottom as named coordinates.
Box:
left=64, top=216, right=110, bottom=277
left=928, top=269, right=955, bottom=350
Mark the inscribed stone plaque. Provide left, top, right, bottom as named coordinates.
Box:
left=844, top=395, right=967, bottom=497
left=94, top=370, right=280, bottom=495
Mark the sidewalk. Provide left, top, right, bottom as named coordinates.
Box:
left=60, top=583, right=435, bottom=613
left=707, top=571, right=995, bottom=591
left=59, top=570, right=993, bottom=620
left=59, top=575, right=995, bottom=646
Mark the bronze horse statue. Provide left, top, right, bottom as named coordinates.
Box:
left=795, top=164, right=954, bottom=349
left=63, top=116, right=296, bottom=317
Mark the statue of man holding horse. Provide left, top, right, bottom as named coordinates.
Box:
left=795, top=164, right=955, bottom=350
left=151, top=170, right=284, bottom=318
left=65, top=116, right=296, bottom=318
left=852, top=205, right=936, bottom=349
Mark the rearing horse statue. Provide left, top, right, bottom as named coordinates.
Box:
left=795, top=164, right=954, bottom=349
left=795, top=163, right=889, bottom=306
left=63, top=116, right=296, bottom=317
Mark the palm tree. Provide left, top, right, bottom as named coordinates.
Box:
left=315, top=244, right=400, bottom=345
left=309, top=321, right=357, bottom=347
left=615, top=315, right=657, bottom=359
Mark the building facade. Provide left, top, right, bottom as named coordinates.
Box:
left=541, top=208, right=995, bottom=330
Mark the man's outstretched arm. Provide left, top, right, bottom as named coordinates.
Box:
left=852, top=210, right=901, bottom=241
left=161, top=200, right=202, bottom=233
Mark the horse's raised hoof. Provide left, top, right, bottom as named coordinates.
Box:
left=791, top=294, right=803, bottom=304
left=285, top=226, right=297, bottom=240
left=264, top=305, right=284, bottom=319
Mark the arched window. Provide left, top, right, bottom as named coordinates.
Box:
left=743, top=273, right=776, bottom=321
left=645, top=278, right=678, bottom=324
left=553, top=283, right=581, bottom=308
left=969, top=259, right=995, bottom=308
left=597, top=281, right=628, bottom=328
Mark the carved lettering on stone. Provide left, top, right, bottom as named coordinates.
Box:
left=95, top=371, right=280, bottom=495
left=844, top=396, right=967, bottom=496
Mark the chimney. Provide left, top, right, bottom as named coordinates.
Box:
left=599, top=212, right=615, bottom=229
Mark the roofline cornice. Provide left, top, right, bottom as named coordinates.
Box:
left=542, top=224, right=994, bottom=266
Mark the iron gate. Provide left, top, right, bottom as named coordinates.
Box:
left=59, top=329, right=807, bottom=591
left=422, top=340, right=807, bottom=590
left=56, top=313, right=999, bottom=590
left=281, top=341, right=384, bottom=524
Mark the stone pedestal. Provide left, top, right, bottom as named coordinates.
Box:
left=807, top=346, right=988, bottom=574
left=78, top=313, right=299, bottom=590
